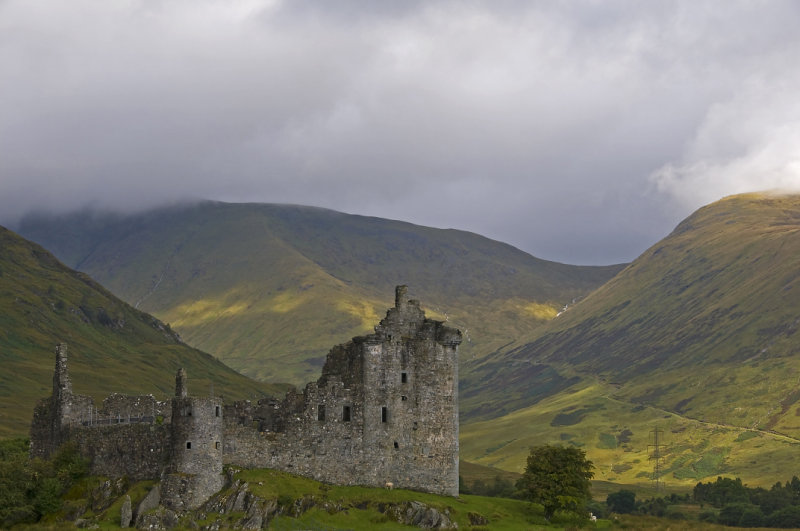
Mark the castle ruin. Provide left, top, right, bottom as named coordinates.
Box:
left=30, top=286, right=461, bottom=508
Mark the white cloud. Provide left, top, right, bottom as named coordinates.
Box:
left=651, top=76, right=800, bottom=209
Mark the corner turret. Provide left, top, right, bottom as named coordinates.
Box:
left=162, top=369, right=224, bottom=510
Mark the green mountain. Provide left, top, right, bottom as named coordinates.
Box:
left=0, top=226, right=284, bottom=437
left=18, top=202, right=623, bottom=385
left=460, top=192, right=800, bottom=487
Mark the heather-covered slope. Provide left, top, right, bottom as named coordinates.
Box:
left=18, top=202, right=622, bottom=384
left=0, top=226, right=284, bottom=437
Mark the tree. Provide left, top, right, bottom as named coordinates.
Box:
left=606, top=489, right=636, bottom=514
left=515, top=445, right=594, bottom=520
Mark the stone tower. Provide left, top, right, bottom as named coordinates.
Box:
left=161, top=369, right=225, bottom=510
left=362, top=285, right=462, bottom=496
left=30, top=343, right=93, bottom=458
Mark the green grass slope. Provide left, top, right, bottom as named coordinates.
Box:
left=0, top=226, right=284, bottom=437
left=18, top=202, right=622, bottom=385
left=461, top=192, right=800, bottom=488
left=59, top=466, right=602, bottom=530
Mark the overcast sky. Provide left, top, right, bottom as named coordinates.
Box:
left=2, top=1, right=800, bottom=264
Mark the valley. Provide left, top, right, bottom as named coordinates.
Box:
left=5, top=191, right=800, bottom=508
left=18, top=201, right=622, bottom=385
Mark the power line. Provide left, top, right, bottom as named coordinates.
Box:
left=648, top=426, right=667, bottom=491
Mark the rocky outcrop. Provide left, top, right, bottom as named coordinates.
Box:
left=120, top=495, right=132, bottom=528
left=381, top=500, right=457, bottom=529
left=130, top=477, right=458, bottom=530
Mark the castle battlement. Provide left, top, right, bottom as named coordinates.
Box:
left=30, top=286, right=461, bottom=509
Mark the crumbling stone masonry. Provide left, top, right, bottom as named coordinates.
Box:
left=30, top=286, right=462, bottom=507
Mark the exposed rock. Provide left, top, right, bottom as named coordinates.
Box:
left=134, top=485, right=161, bottom=527
left=135, top=507, right=178, bottom=530
left=468, top=511, right=488, bottom=525
left=121, top=495, right=132, bottom=528
left=91, top=477, right=128, bottom=512
left=382, top=500, right=457, bottom=529
left=231, top=482, right=248, bottom=512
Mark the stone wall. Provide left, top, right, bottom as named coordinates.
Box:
left=68, top=423, right=170, bottom=480
left=100, top=393, right=170, bottom=422
left=223, top=285, right=461, bottom=496
left=30, top=286, right=462, bottom=504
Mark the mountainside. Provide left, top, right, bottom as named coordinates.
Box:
left=18, top=202, right=623, bottom=385
left=460, top=192, right=800, bottom=487
left=0, top=226, right=284, bottom=437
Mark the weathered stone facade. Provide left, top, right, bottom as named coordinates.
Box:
left=30, top=286, right=461, bottom=507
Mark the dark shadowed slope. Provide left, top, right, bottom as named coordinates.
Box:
left=0, top=226, right=284, bottom=437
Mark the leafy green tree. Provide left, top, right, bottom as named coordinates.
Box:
left=0, top=439, right=88, bottom=526
left=767, top=505, right=800, bottom=528
left=606, top=489, right=636, bottom=514
left=515, top=445, right=594, bottom=520
left=738, top=506, right=764, bottom=527
left=693, top=476, right=749, bottom=507
left=718, top=502, right=758, bottom=526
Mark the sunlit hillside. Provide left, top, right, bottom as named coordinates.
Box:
left=18, top=202, right=622, bottom=385
left=462, top=192, right=800, bottom=488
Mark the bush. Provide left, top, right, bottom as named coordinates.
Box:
left=0, top=439, right=89, bottom=526
left=606, top=489, right=636, bottom=514
left=698, top=510, right=717, bottom=523
left=767, top=505, right=800, bottom=528
left=586, top=499, right=608, bottom=519
left=664, top=506, right=686, bottom=520
left=738, top=507, right=764, bottom=527
left=718, top=503, right=758, bottom=527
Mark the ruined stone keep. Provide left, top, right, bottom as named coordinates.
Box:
left=30, top=286, right=462, bottom=507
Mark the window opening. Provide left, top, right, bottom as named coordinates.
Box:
left=215, top=405, right=220, bottom=417
left=394, top=441, right=399, bottom=449
left=401, top=395, right=408, bottom=401
left=342, top=405, right=351, bottom=422
left=401, top=372, right=408, bottom=384
left=317, top=404, right=326, bottom=421
left=381, top=406, right=388, bottom=423
left=215, top=441, right=220, bottom=450
left=186, top=441, right=192, bottom=449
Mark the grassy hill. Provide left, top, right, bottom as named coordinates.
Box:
left=461, top=192, right=800, bottom=488
left=0, top=226, right=285, bottom=437
left=17, top=202, right=622, bottom=385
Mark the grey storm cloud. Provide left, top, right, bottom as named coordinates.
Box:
left=2, top=0, right=800, bottom=264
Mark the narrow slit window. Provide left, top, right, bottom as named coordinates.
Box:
left=342, top=405, right=351, bottom=422
left=401, top=372, right=408, bottom=384
left=317, top=404, right=326, bottom=421
left=394, top=441, right=399, bottom=449
left=215, top=441, right=220, bottom=450
left=215, top=405, right=220, bottom=417
left=381, top=406, right=388, bottom=423
left=186, top=441, right=192, bottom=449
